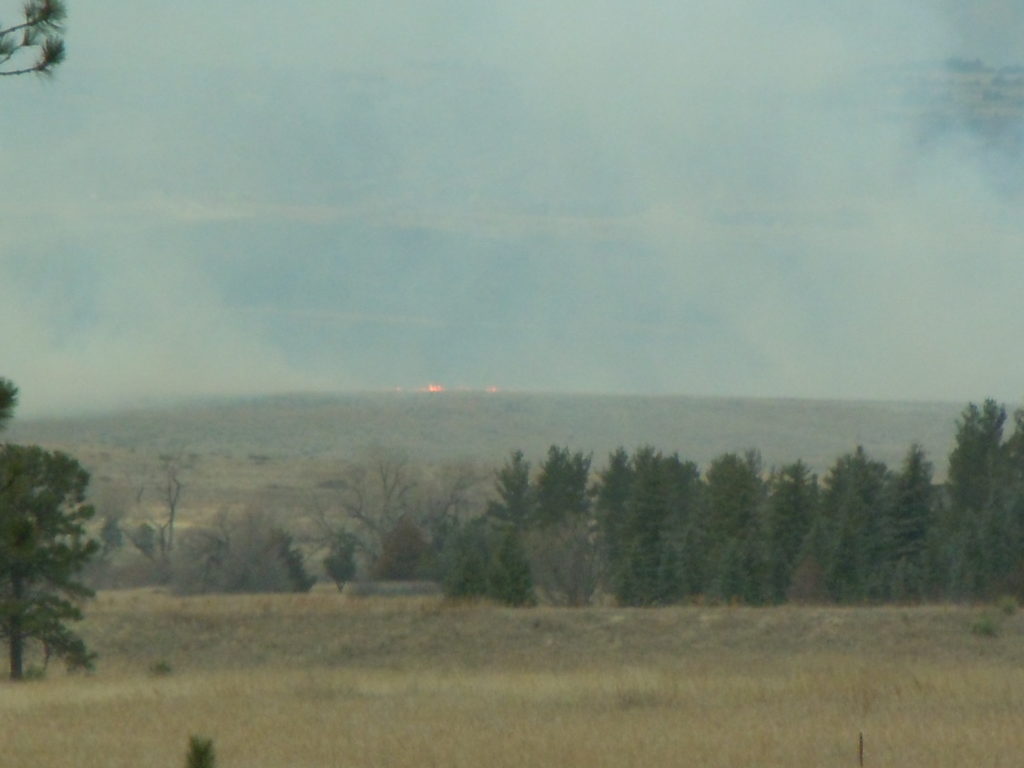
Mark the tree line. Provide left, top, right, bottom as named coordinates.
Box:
left=438, top=398, right=1024, bottom=606
left=2, top=387, right=1024, bottom=680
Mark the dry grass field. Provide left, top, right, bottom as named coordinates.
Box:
left=4, top=592, right=1024, bottom=767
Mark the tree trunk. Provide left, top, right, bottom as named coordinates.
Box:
left=8, top=621, right=23, bottom=681
left=9, top=571, right=24, bottom=680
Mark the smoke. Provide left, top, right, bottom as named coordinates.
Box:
left=1, top=0, right=1022, bottom=415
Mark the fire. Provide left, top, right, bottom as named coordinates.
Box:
left=426, top=383, right=445, bottom=393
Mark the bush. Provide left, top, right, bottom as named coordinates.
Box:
left=186, top=735, right=216, bottom=768
left=442, top=520, right=491, bottom=599
left=323, top=533, right=358, bottom=591
left=172, top=509, right=315, bottom=595
left=997, top=595, right=1018, bottom=615
left=372, top=516, right=430, bottom=581
left=971, top=613, right=999, bottom=638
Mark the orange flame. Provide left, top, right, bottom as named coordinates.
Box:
left=426, top=383, right=445, bottom=392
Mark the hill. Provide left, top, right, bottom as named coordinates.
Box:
left=0, top=392, right=978, bottom=520
left=5, top=392, right=967, bottom=475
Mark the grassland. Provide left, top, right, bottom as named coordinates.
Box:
left=4, top=592, right=1024, bottom=767
left=6, top=393, right=967, bottom=512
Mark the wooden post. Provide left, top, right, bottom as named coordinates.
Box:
left=858, top=731, right=864, bottom=766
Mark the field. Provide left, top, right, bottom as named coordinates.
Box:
left=4, top=592, right=1024, bottom=767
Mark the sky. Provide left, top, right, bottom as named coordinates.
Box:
left=2, top=1, right=1024, bottom=416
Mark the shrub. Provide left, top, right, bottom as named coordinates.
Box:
left=172, top=509, right=315, bottom=595
left=185, top=735, right=216, bottom=768
left=442, top=520, right=491, bottom=599
left=971, top=613, right=999, bottom=638
left=323, top=534, right=358, bottom=591
left=997, top=595, right=1018, bottom=615
left=372, top=516, right=430, bottom=581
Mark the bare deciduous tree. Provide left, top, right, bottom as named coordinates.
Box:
left=306, top=449, right=486, bottom=578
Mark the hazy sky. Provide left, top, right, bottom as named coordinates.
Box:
left=2, top=1, right=1023, bottom=415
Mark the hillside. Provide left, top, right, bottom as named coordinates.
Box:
left=0, top=392, right=980, bottom=521
left=5, top=392, right=967, bottom=474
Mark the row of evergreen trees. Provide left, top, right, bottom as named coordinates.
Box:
left=442, top=399, right=1024, bottom=605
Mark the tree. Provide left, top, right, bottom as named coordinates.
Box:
left=765, top=461, right=817, bottom=602
left=172, top=508, right=314, bottom=595
left=0, top=0, right=66, bottom=77
left=488, top=527, right=535, bottom=606
left=947, top=399, right=1007, bottom=515
left=819, top=446, right=891, bottom=602
left=703, top=451, right=768, bottom=603
left=0, top=443, right=98, bottom=680
left=884, top=444, right=934, bottom=598
left=527, top=446, right=598, bottom=605
left=322, top=533, right=358, bottom=591
left=371, top=515, right=429, bottom=580
left=486, top=450, right=534, bottom=529
left=598, top=447, right=702, bottom=606
left=441, top=518, right=491, bottom=599
left=0, top=378, right=16, bottom=430
left=308, top=451, right=483, bottom=580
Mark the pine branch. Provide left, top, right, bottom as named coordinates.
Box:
left=0, top=0, right=65, bottom=76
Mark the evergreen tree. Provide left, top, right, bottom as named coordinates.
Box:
left=488, top=528, right=535, bottom=606
left=527, top=446, right=597, bottom=605
left=884, top=444, right=933, bottom=598
left=0, top=444, right=99, bottom=679
left=441, top=519, right=491, bottom=599
left=0, top=378, right=16, bottom=430
left=602, top=448, right=701, bottom=605
left=819, top=446, right=891, bottom=602
left=703, top=451, right=767, bottom=603
left=486, top=450, right=534, bottom=529
left=765, top=461, right=818, bottom=602
left=947, top=399, right=1007, bottom=515
left=0, top=0, right=66, bottom=77
left=533, top=446, right=591, bottom=528
left=594, top=446, right=633, bottom=588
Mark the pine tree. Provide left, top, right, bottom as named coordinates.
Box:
left=488, top=528, right=535, bottom=606
left=486, top=450, right=534, bottom=530
left=528, top=446, right=597, bottom=605
left=594, top=446, right=633, bottom=589
left=0, top=0, right=66, bottom=77
left=0, top=444, right=99, bottom=679
left=765, top=461, right=818, bottom=602
left=0, top=379, right=16, bottom=430
left=884, top=444, right=934, bottom=598
left=948, top=399, right=1007, bottom=515
left=441, top=519, right=491, bottom=599
left=819, top=447, right=891, bottom=602
left=704, top=451, right=767, bottom=603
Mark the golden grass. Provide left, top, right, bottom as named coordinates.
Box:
left=4, top=594, right=1024, bottom=767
